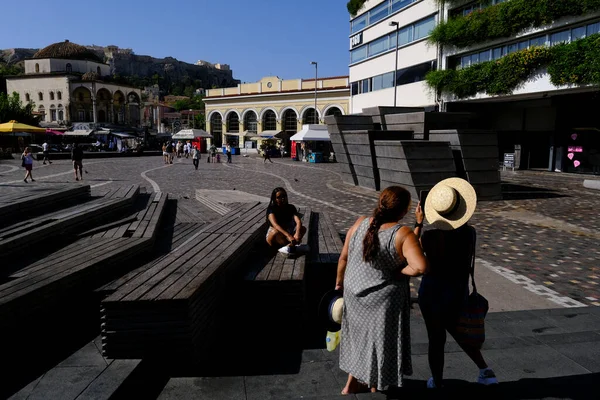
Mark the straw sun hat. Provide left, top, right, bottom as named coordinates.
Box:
left=424, top=178, right=477, bottom=231
left=318, top=289, right=344, bottom=332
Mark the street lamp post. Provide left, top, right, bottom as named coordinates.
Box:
left=389, top=21, right=400, bottom=108
left=310, top=61, right=318, bottom=124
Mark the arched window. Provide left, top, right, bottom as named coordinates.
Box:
left=35, top=63, right=40, bottom=73
left=66, top=63, right=72, bottom=73
left=302, top=108, right=319, bottom=125
left=283, top=109, right=298, bottom=134
left=78, top=93, right=84, bottom=102
left=25, top=93, right=30, bottom=102
left=210, top=113, right=223, bottom=147
left=58, top=106, right=64, bottom=121
left=38, top=92, right=43, bottom=101
left=262, top=110, right=277, bottom=131
left=244, top=111, right=258, bottom=134
left=38, top=105, right=45, bottom=121
left=97, top=66, right=101, bottom=75
left=57, top=91, right=62, bottom=100
left=49, top=92, right=55, bottom=101
left=226, top=112, right=239, bottom=133
left=325, top=107, right=343, bottom=118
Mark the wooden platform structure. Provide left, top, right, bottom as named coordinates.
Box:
left=99, top=202, right=269, bottom=360
left=0, top=187, right=168, bottom=335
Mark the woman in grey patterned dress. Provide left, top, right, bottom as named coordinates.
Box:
left=335, top=186, right=428, bottom=394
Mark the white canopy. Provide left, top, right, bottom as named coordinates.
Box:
left=171, top=129, right=212, bottom=140
left=64, top=129, right=95, bottom=136
left=112, top=132, right=137, bottom=138
left=289, top=124, right=330, bottom=142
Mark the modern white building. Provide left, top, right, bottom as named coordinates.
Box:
left=6, top=40, right=142, bottom=129
left=348, top=0, right=439, bottom=114
left=348, top=0, right=600, bottom=174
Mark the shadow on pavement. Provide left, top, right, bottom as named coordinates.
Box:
left=501, top=183, right=568, bottom=200
left=386, top=373, right=598, bottom=399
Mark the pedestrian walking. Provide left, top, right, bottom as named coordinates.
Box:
left=192, top=146, right=200, bottom=170
left=42, top=141, right=52, bottom=164
left=166, top=142, right=174, bottom=164
left=22, top=147, right=35, bottom=182
left=263, top=147, right=273, bottom=163
left=226, top=143, right=232, bottom=163
left=418, top=178, right=498, bottom=389
left=162, top=143, right=169, bottom=164
left=209, top=144, right=217, bottom=163
left=335, top=186, right=428, bottom=394
left=71, top=143, right=84, bottom=181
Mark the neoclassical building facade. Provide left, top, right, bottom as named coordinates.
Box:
left=203, top=76, right=350, bottom=148
left=6, top=40, right=142, bottom=128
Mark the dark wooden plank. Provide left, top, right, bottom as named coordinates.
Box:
left=142, top=193, right=168, bottom=238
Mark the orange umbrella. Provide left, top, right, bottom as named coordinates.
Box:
left=0, top=120, right=46, bottom=133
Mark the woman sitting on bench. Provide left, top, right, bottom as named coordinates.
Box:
left=266, top=187, right=306, bottom=254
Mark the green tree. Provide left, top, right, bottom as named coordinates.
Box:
left=0, top=92, right=38, bottom=125
left=194, top=113, right=205, bottom=129
left=173, top=99, right=190, bottom=111
left=183, top=85, right=195, bottom=98
left=0, top=63, right=24, bottom=94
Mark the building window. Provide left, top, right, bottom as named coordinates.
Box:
left=25, top=93, right=30, bottom=102
left=58, top=110, right=64, bottom=121
left=350, top=15, right=436, bottom=65
left=368, top=2, right=389, bottom=26
left=38, top=92, right=43, bottom=101
left=66, top=63, right=72, bottom=73
left=244, top=111, right=258, bottom=133
left=79, top=93, right=84, bottom=102
left=38, top=106, right=45, bottom=121
left=350, top=0, right=419, bottom=34
left=210, top=113, right=223, bottom=147
left=352, top=61, right=435, bottom=96
left=325, top=107, right=343, bottom=117
left=78, top=110, right=85, bottom=121
left=226, top=113, right=239, bottom=133
left=35, top=63, right=39, bottom=73
left=57, top=91, right=62, bottom=100
left=50, top=109, right=57, bottom=121
left=262, top=110, right=277, bottom=131
left=283, top=110, right=298, bottom=133
left=303, top=108, right=319, bottom=125
left=351, top=82, right=359, bottom=96
left=49, top=92, right=55, bottom=101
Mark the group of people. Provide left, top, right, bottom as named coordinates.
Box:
left=21, top=142, right=85, bottom=183
left=265, top=180, right=498, bottom=393
left=334, top=179, right=497, bottom=393
left=162, top=141, right=195, bottom=164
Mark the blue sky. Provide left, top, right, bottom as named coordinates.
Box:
left=1, top=0, right=352, bottom=83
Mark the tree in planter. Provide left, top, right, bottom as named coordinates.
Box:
left=259, top=138, right=277, bottom=156
left=0, top=92, right=38, bottom=126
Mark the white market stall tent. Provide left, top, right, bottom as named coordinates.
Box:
left=289, top=124, right=330, bottom=141
left=171, top=129, right=212, bottom=140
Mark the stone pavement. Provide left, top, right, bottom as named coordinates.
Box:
left=1, top=154, right=600, bottom=399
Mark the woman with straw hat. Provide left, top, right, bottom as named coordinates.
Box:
left=419, top=178, right=498, bottom=388
left=335, top=186, right=428, bottom=394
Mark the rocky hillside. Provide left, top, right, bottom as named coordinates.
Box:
left=0, top=45, right=239, bottom=93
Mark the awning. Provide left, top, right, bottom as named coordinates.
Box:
left=64, top=130, right=95, bottom=136
left=46, top=129, right=64, bottom=135
left=289, top=124, right=330, bottom=142
left=112, top=132, right=137, bottom=138
left=172, top=129, right=212, bottom=140
left=0, top=120, right=46, bottom=133
left=242, top=130, right=284, bottom=139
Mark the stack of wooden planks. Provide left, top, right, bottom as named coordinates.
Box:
left=100, top=202, right=268, bottom=360
left=0, top=185, right=140, bottom=262
left=0, top=189, right=168, bottom=333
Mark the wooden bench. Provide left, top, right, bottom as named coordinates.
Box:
left=0, top=190, right=167, bottom=334
left=0, top=185, right=141, bottom=265
left=0, top=185, right=91, bottom=228
left=99, top=201, right=268, bottom=360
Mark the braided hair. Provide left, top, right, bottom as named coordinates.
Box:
left=362, top=186, right=411, bottom=262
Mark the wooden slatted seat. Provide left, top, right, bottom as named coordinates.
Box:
left=0, top=190, right=167, bottom=333
left=0, top=185, right=91, bottom=228
left=100, top=201, right=268, bottom=360
left=0, top=185, right=141, bottom=264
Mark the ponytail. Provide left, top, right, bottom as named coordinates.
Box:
left=363, top=207, right=385, bottom=262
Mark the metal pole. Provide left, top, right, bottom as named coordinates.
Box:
left=394, top=26, right=399, bottom=108
left=314, top=63, right=318, bottom=123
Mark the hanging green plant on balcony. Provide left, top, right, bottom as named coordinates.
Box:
left=426, top=46, right=553, bottom=98
left=427, top=34, right=600, bottom=98
left=347, top=0, right=367, bottom=16
left=548, top=34, right=600, bottom=86
left=430, top=0, right=600, bottom=49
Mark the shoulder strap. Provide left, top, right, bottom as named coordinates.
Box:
left=470, top=227, right=477, bottom=293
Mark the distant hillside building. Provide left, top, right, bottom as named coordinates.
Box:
left=6, top=40, right=142, bottom=128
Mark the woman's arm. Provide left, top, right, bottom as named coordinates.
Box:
left=268, top=213, right=295, bottom=243
left=335, top=216, right=366, bottom=290
left=292, top=213, right=303, bottom=242
left=395, top=226, right=428, bottom=277
left=413, top=201, right=424, bottom=241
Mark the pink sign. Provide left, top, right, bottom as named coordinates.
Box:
left=574, top=160, right=581, bottom=168
left=568, top=153, right=574, bottom=160
left=571, top=133, right=578, bottom=141
left=568, top=146, right=583, bottom=153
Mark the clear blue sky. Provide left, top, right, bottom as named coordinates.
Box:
left=1, top=0, right=352, bottom=83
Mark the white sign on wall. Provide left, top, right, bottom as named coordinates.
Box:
left=350, top=32, right=363, bottom=48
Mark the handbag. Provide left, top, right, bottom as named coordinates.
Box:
left=455, top=228, right=489, bottom=349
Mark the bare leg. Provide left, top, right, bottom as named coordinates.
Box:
left=266, top=229, right=290, bottom=248
left=341, top=374, right=370, bottom=395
